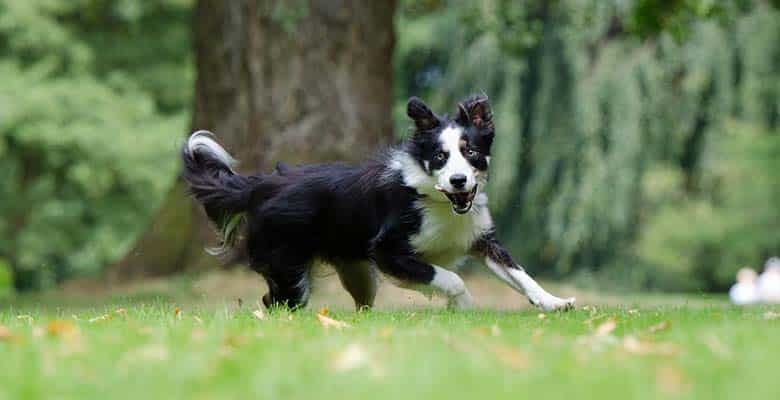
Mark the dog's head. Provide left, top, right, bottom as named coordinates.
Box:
left=404, top=94, right=495, bottom=214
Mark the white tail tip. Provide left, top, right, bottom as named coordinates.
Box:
left=187, top=130, right=237, bottom=170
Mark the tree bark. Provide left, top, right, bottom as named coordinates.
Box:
left=110, top=0, right=396, bottom=281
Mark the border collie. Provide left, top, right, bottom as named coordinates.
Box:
left=182, top=94, right=575, bottom=312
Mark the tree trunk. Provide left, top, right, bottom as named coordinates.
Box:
left=110, top=0, right=396, bottom=281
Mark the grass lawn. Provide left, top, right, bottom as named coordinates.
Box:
left=2, top=289, right=779, bottom=400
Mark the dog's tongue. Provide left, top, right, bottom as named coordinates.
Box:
left=451, top=192, right=471, bottom=206
left=435, top=184, right=477, bottom=213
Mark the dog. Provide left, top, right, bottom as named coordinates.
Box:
left=182, top=94, right=575, bottom=311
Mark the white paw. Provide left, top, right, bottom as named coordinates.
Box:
left=532, top=295, right=576, bottom=312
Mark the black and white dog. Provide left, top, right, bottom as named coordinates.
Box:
left=182, top=94, right=575, bottom=312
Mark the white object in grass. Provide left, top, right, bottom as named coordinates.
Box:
left=729, top=267, right=759, bottom=305
left=758, top=257, right=780, bottom=303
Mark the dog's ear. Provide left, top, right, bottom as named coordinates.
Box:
left=456, top=94, right=493, bottom=134
left=407, top=97, right=439, bottom=132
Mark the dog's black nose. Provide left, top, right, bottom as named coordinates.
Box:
left=450, top=174, right=467, bottom=189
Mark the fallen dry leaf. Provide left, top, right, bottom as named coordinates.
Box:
left=332, top=343, right=368, bottom=372
left=622, top=336, right=645, bottom=353
left=47, top=320, right=80, bottom=341
left=252, top=309, right=266, bottom=321
left=763, top=311, right=780, bottom=320
left=490, top=344, right=528, bottom=370
left=137, top=326, right=154, bottom=336
left=89, top=314, right=113, bottom=323
left=622, top=336, right=680, bottom=356
left=317, top=313, right=351, bottom=329
left=174, top=307, right=182, bottom=320
left=223, top=334, right=248, bottom=348
left=594, top=318, right=617, bottom=337
left=444, top=336, right=473, bottom=354
left=584, top=314, right=609, bottom=327
left=490, top=324, right=502, bottom=337
left=582, top=305, right=599, bottom=316
left=379, top=327, right=394, bottom=339
left=647, top=321, right=671, bottom=334
left=473, top=327, right=490, bottom=336
left=191, top=328, right=207, bottom=342
left=0, top=325, right=15, bottom=342
left=318, top=307, right=330, bottom=316
left=32, top=326, right=44, bottom=338
left=656, top=366, right=690, bottom=396
left=131, top=344, right=169, bottom=362
left=702, top=334, right=732, bottom=359
left=577, top=323, right=618, bottom=352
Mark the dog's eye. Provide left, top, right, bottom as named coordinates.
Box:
left=435, top=152, right=446, bottom=161
left=466, top=149, right=478, bottom=158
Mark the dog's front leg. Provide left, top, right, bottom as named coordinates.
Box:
left=472, top=232, right=575, bottom=312
left=373, top=238, right=473, bottom=309
left=395, top=262, right=474, bottom=310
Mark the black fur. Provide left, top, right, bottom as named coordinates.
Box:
left=472, top=229, right=517, bottom=270
left=184, top=146, right=427, bottom=308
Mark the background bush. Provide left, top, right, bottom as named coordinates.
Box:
left=0, top=0, right=192, bottom=289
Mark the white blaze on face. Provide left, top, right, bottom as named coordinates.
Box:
left=437, top=125, right=476, bottom=192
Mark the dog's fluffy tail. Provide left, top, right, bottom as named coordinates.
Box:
left=182, top=130, right=257, bottom=256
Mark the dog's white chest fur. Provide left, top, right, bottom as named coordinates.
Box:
left=410, top=194, right=493, bottom=266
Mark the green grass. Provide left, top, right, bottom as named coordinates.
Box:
left=2, top=298, right=780, bottom=400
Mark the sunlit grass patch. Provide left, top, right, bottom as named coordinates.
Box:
left=1, top=300, right=779, bottom=400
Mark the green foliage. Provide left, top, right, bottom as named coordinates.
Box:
left=0, top=259, right=12, bottom=297
left=629, top=0, right=735, bottom=40
left=395, top=0, right=779, bottom=291
left=0, top=0, right=193, bottom=290
left=637, top=123, right=780, bottom=291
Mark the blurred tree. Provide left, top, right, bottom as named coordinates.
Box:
left=111, top=0, right=396, bottom=280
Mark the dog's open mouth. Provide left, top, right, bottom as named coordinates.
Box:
left=435, top=184, right=478, bottom=214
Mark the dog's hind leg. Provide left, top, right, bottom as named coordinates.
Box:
left=333, top=261, right=378, bottom=310
left=260, top=264, right=311, bottom=310
left=255, top=247, right=313, bottom=310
